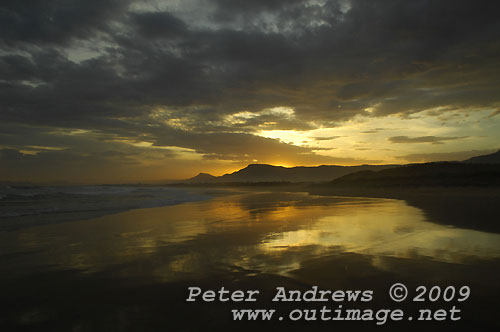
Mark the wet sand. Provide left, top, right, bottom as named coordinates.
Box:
left=308, top=186, right=500, bottom=233
left=1, top=191, right=499, bottom=331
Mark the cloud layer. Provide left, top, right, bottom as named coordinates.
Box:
left=1, top=0, right=500, bottom=182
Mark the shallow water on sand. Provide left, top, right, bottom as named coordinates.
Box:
left=1, top=192, right=499, bottom=279
left=1, top=191, right=499, bottom=331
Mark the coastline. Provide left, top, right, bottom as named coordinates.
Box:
left=1, top=191, right=499, bottom=331
left=170, top=183, right=500, bottom=233
left=306, top=185, right=500, bottom=234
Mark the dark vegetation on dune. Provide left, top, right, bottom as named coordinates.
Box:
left=326, top=162, right=500, bottom=188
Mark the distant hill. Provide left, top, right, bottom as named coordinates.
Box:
left=464, top=149, right=500, bottom=164
left=178, top=149, right=500, bottom=185
left=217, top=164, right=399, bottom=182
left=179, top=164, right=398, bottom=184
left=182, top=173, right=218, bottom=184
left=326, top=162, right=500, bottom=187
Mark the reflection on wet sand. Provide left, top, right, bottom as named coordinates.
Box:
left=1, top=191, right=500, bottom=331
left=1, top=192, right=500, bottom=281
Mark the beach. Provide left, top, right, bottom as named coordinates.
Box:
left=1, top=189, right=500, bottom=331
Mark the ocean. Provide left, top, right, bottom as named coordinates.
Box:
left=0, top=185, right=217, bottom=231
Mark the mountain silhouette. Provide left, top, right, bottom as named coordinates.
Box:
left=217, top=164, right=399, bottom=182
left=179, top=149, right=500, bottom=185
left=464, top=149, right=500, bottom=164
left=183, top=173, right=218, bottom=183
left=180, top=164, right=397, bottom=183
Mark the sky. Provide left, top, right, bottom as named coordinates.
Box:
left=1, top=0, right=500, bottom=183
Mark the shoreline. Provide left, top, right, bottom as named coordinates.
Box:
left=306, top=185, right=500, bottom=234
left=176, top=183, right=500, bottom=233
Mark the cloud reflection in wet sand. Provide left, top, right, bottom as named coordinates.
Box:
left=2, top=191, right=500, bottom=283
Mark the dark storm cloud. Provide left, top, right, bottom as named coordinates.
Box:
left=212, top=0, right=338, bottom=32
left=1, top=0, right=500, bottom=180
left=130, top=11, right=189, bottom=39
left=0, top=0, right=130, bottom=46
left=389, top=136, right=468, bottom=144
left=3, top=0, right=500, bottom=125
left=214, top=0, right=305, bottom=13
